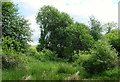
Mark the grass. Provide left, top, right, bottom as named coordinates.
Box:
left=2, top=67, right=27, bottom=80
left=2, top=48, right=119, bottom=80
left=2, top=56, right=120, bottom=80
left=2, top=55, right=79, bottom=80
left=25, top=60, right=79, bottom=80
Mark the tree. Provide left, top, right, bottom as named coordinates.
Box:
left=36, top=5, right=73, bottom=58
left=63, top=22, right=94, bottom=59
left=102, top=22, right=117, bottom=34
left=89, top=16, right=102, bottom=41
left=2, top=2, right=32, bottom=54
left=66, top=22, right=94, bottom=51
left=106, top=29, right=120, bottom=56
left=36, top=5, right=95, bottom=59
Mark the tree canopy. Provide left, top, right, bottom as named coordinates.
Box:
left=2, top=2, right=32, bottom=54
left=89, top=16, right=102, bottom=41
left=36, top=5, right=94, bottom=59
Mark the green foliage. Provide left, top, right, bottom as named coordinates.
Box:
left=89, top=16, right=102, bottom=41
left=2, top=36, right=16, bottom=55
left=66, top=22, right=94, bottom=51
left=36, top=5, right=73, bottom=58
left=21, top=59, right=78, bottom=80
left=0, top=44, right=2, bottom=55
left=91, top=67, right=120, bottom=79
left=2, top=2, right=32, bottom=53
left=2, top=55, right=82, bottom=80
left=2, top=52, right=30, bottom=70
left=57, top=63, right=77, bottom=74
left=85, top=40, right=118, bottom=74
left=39, top=48, right=57, bottom=61
left=2, top=3, right=119, bottom=80
left=73, top=52, right=91, bottom=66
left=36, top=6, right=95, bottom=59
left=36, top=49, right=57, bottom=61
left=2, top=55, right=23, bottom=69
left=106, top=29, right=120, bottom=56
left=102, top=22, right=117, bottom=34
left=2, top=66, right=27, bottom=80
left=102, top=67, right=119, bottom=79
left=73, top=40, right=118, bottom=74
left=27, top=47, right=57, bottom=61
left=27, top=46, right=39, bottom=57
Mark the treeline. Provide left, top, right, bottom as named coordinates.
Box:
left=1, top=1, right=120, bottom=79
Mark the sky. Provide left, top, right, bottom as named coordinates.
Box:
left=12, top=0, right=120, bottom=45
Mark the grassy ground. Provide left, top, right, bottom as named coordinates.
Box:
left=1, top=46, right=120, bottom=80
left=2, top=56, right=80, bottom=80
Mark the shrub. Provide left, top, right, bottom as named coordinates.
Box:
left=28, top=48, right=57, bottom=61
left=91, top=67, right=120, bottom=79
left=2, top=52, right=29, bottom=69
left=102, top=67, right=119, bottom=79
left=39, top=48, right=57, bottom=61
left=85, top=40, right=118, bottom=74
left=72, top=50, right=91, bottom=65
left=2, top=36, right=17, bottom=56
left=74, top=40, right=118, bottom=74
left=27, top=47, right=39, bottom=57
left=2, top=55, right=23, bottom=69
left=105, top=29, right=120, bottom=56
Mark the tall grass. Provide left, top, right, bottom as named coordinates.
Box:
left=2, top=67, right=27, bottom=80
left=2, top=55, right=79, bottom=80
left=26, top=60, right=78, bottom=80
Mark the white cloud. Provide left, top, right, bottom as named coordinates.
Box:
left=14, top=0, right=118, bottom=23
left=13, top=0, right=118, bottom=45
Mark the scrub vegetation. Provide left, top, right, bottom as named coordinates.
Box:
left=1, top=1, right=120, bottom=81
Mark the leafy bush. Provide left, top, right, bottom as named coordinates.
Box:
left=27, top=47, right=57, bottom=61
left=102, top=67, right=120, bottom=79
left=85, top=40, right=118, bottom=74
left=2, top=36, right=16, bottom=56
left=27, top=46, right=39, bottom=57
left=106, top=29, right=120, bottom=56
left=2, top=55, right=23, bottom=69
left=38, top=48, right=57, bottom=61
left=73, top=40, right=118, bottom=74
left=91, top=67, right=120, bottom=79
left=2, top=52, right=29, bottom=69
left=72, top=50, right=91, bottom=66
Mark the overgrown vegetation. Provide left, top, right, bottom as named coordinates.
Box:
left=1, top=1, right=120, bottom=81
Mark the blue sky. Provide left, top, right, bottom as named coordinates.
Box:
left=12, top=0, right=120, bottom=45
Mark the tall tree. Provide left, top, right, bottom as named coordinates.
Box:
left=36, top=5, right=73, bottom=56
left=2, top=2, right=32, bottom=54
left=36, top=6, right=95, bottom=59
left=89, top=16, right=102, bottom=40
